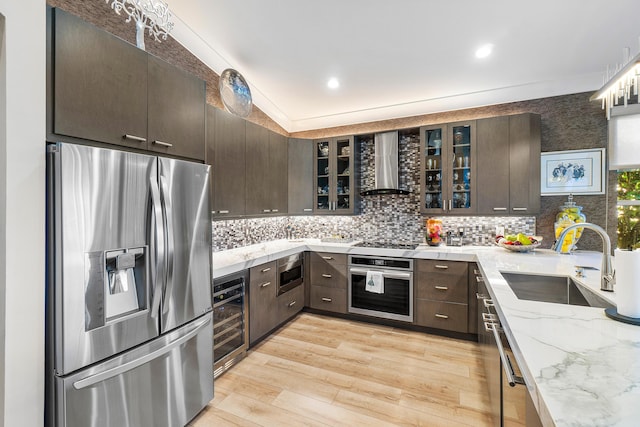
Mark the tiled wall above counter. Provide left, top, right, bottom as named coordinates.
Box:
left=211, top=215, right=535, bottom=252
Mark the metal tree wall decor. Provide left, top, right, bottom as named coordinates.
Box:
left=106, top=0, right=174, bottom=51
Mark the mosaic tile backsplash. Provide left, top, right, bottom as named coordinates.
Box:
left=211, top=130, right=535, bottom=251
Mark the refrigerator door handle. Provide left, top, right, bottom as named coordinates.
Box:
left=149, top=170, right=165, bottom=318
left=72, top=315, right=211, bottom=390
left=160, top=175, right=175, bottom=315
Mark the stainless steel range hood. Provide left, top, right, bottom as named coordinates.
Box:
left=361, top=131, right=410, bottom=196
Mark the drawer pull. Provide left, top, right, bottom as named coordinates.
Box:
left=321, top=297, right=332, bottom=302
left=434, top=286, right=448, bottom=290
left=474, top=269, right=480, bottom=275
left=218, top=210, right=230, bottom=214
left=303, top=208, right=313, bottom=212
left=263, top=209, right=271, bottom=213
left=322, top=274, right=332, bottom=278
left=261, top=267, right=272, bottom=273
left=260, top=281, right=271, bottom=288
left=322, top=256, right=334, bottom=260
left=512, top=207, right=528, bottom=211
left=476, top=276, right=484, bottom=283
left=272, top=209, right=279, bottom=213
left=123, top=134, right=146, bottom=143
left=476, top=293, right=489, bottom=300
left=288, top=301, right=296, bottom=308
left=435, top=313, right=449, bottom=319
left=152, top=140, right=173, bottom=148
left=493, top=207, right=508, bottom=211
left=434, top=265, right=449, bottom=269
left=484, top=299, right=494, bottom=308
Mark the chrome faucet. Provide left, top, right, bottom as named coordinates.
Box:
left=552, top=223, right=615, bottom=291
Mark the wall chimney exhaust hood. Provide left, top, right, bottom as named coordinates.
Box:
left=360, top=131, right=410, bottom=196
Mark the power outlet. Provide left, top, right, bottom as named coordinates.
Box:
left=496, top=226, right=505, bottom=236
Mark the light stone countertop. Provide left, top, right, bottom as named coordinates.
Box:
left=212, top=239, right=640, bottom=427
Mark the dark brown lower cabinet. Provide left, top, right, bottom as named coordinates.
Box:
left=415, top=259, right=471, bottom=333
left=249, top=262, right=277, bottom=345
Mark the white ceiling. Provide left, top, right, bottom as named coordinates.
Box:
left=168, top=0, right=640, bottom=133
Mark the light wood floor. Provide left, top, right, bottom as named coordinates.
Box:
left=190, top=312, right=492, bottom=427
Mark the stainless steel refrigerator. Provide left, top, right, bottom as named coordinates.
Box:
left=45, top=142, right=213, bottom=427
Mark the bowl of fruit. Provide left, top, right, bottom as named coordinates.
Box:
left=496, top=233, right=542, bottom=252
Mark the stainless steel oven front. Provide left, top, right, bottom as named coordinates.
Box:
left=348, top=255, right=413, bottom=322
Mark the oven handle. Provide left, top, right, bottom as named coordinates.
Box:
left=487, top=321, right=525, bottom=387
left=349, top=267, right=411, bottom=280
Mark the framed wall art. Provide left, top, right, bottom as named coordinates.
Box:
left=540, top=148, right=606, bottom=195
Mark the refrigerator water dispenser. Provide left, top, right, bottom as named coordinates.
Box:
left=104, top=248, right=146, bottom=321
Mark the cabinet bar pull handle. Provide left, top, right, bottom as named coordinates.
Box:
left=321, top=297, right=332, bottom=302
left=303, top=208, right=313, bottom=212
left=260, top=281, right=271, bottom=288
left=123, top=134, right=146, bottom=142
left=322, top=256, right=334, bottom=260
left=484, top=299, right=495, bottom=308
left=152, top=140, right=173, bottom=147
left=322, top=274, right=332, bottom=278
left=474, top=269, right=480, bottom=275
left=448, top=199, right=452, bottom=210
left=435, top=313, right=449, bottom=319
left=476, top=276, right=484, bottom=283
left=512, top=207, right=528, bottom=211
left=434, top=286, right=448, bottom=290
left=261, top=267, right=271, bottom=273
left=272, top=209, right=279, bottom=213
left=434, top=265, right=449, bottom=269
left=476, top=292, right=489, bottom=300
left=493, top=207, right=508, bottom=211
left=218, top=210, right=230, bottom=214
left=263, top=209, right=271, bottom=213
left=288, top=301, right=296, bottom=308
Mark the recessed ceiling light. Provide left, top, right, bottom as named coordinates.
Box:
left=475, top=44, right=493, bottom=59
left=327, top=77, right=340, bottom=89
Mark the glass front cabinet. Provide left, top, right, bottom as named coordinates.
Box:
left=314, top=136, right=356, bottom=214
left=420, top=121, right=477, bottom=214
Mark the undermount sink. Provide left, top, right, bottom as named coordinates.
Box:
left=501, top=272, right=614, bottom=309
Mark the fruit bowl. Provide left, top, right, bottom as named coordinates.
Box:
left=497, top=241, right=541, bottom=253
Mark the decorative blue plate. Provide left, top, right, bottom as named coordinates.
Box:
left=219, top=68, right=252, bottom=117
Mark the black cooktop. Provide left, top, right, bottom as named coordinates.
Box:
left=353, top=241, right=418, bottom=250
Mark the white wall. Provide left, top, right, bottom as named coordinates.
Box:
left=0, top=0, right=46, bottom=426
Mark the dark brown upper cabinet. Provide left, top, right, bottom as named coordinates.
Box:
left=49, top=8, right=206, bottom=161
left=147, top=55, right=206, bottom=160
left=476, top=113, right=541, bottom=215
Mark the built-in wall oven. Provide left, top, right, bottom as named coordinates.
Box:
left=348, top=255, right=413, bottom=322
left=277, top=253, right=303, bottom=295
left=213, top=270, right=248, bottom=378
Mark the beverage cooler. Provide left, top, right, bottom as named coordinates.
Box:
left=212, top=270, right=249, bottom=377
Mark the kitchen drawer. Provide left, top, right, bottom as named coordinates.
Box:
left=309, top=285, right=347, bottom=314
left=415, top=299, right=468, bottom=333
left=277, top=284, right=305, bottom=324
left=309, top=252, right=347, bottom=267
left=310, top=262, right=347, bottom=289
left=417, top=259, right=468, bottom=277
left=249, top=261, right=277, bottom=287
left=416, top=272, right=468, bottom=303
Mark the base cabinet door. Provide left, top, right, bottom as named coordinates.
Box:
left=415, top=260, right=470, bottom=332
left=309, top=253, right=347, bottom=313
left=309, top=286, right=347, bottom=314
left=249, top=262, right=278, bottom=345
left=277, top=285, right=305, bottom=324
